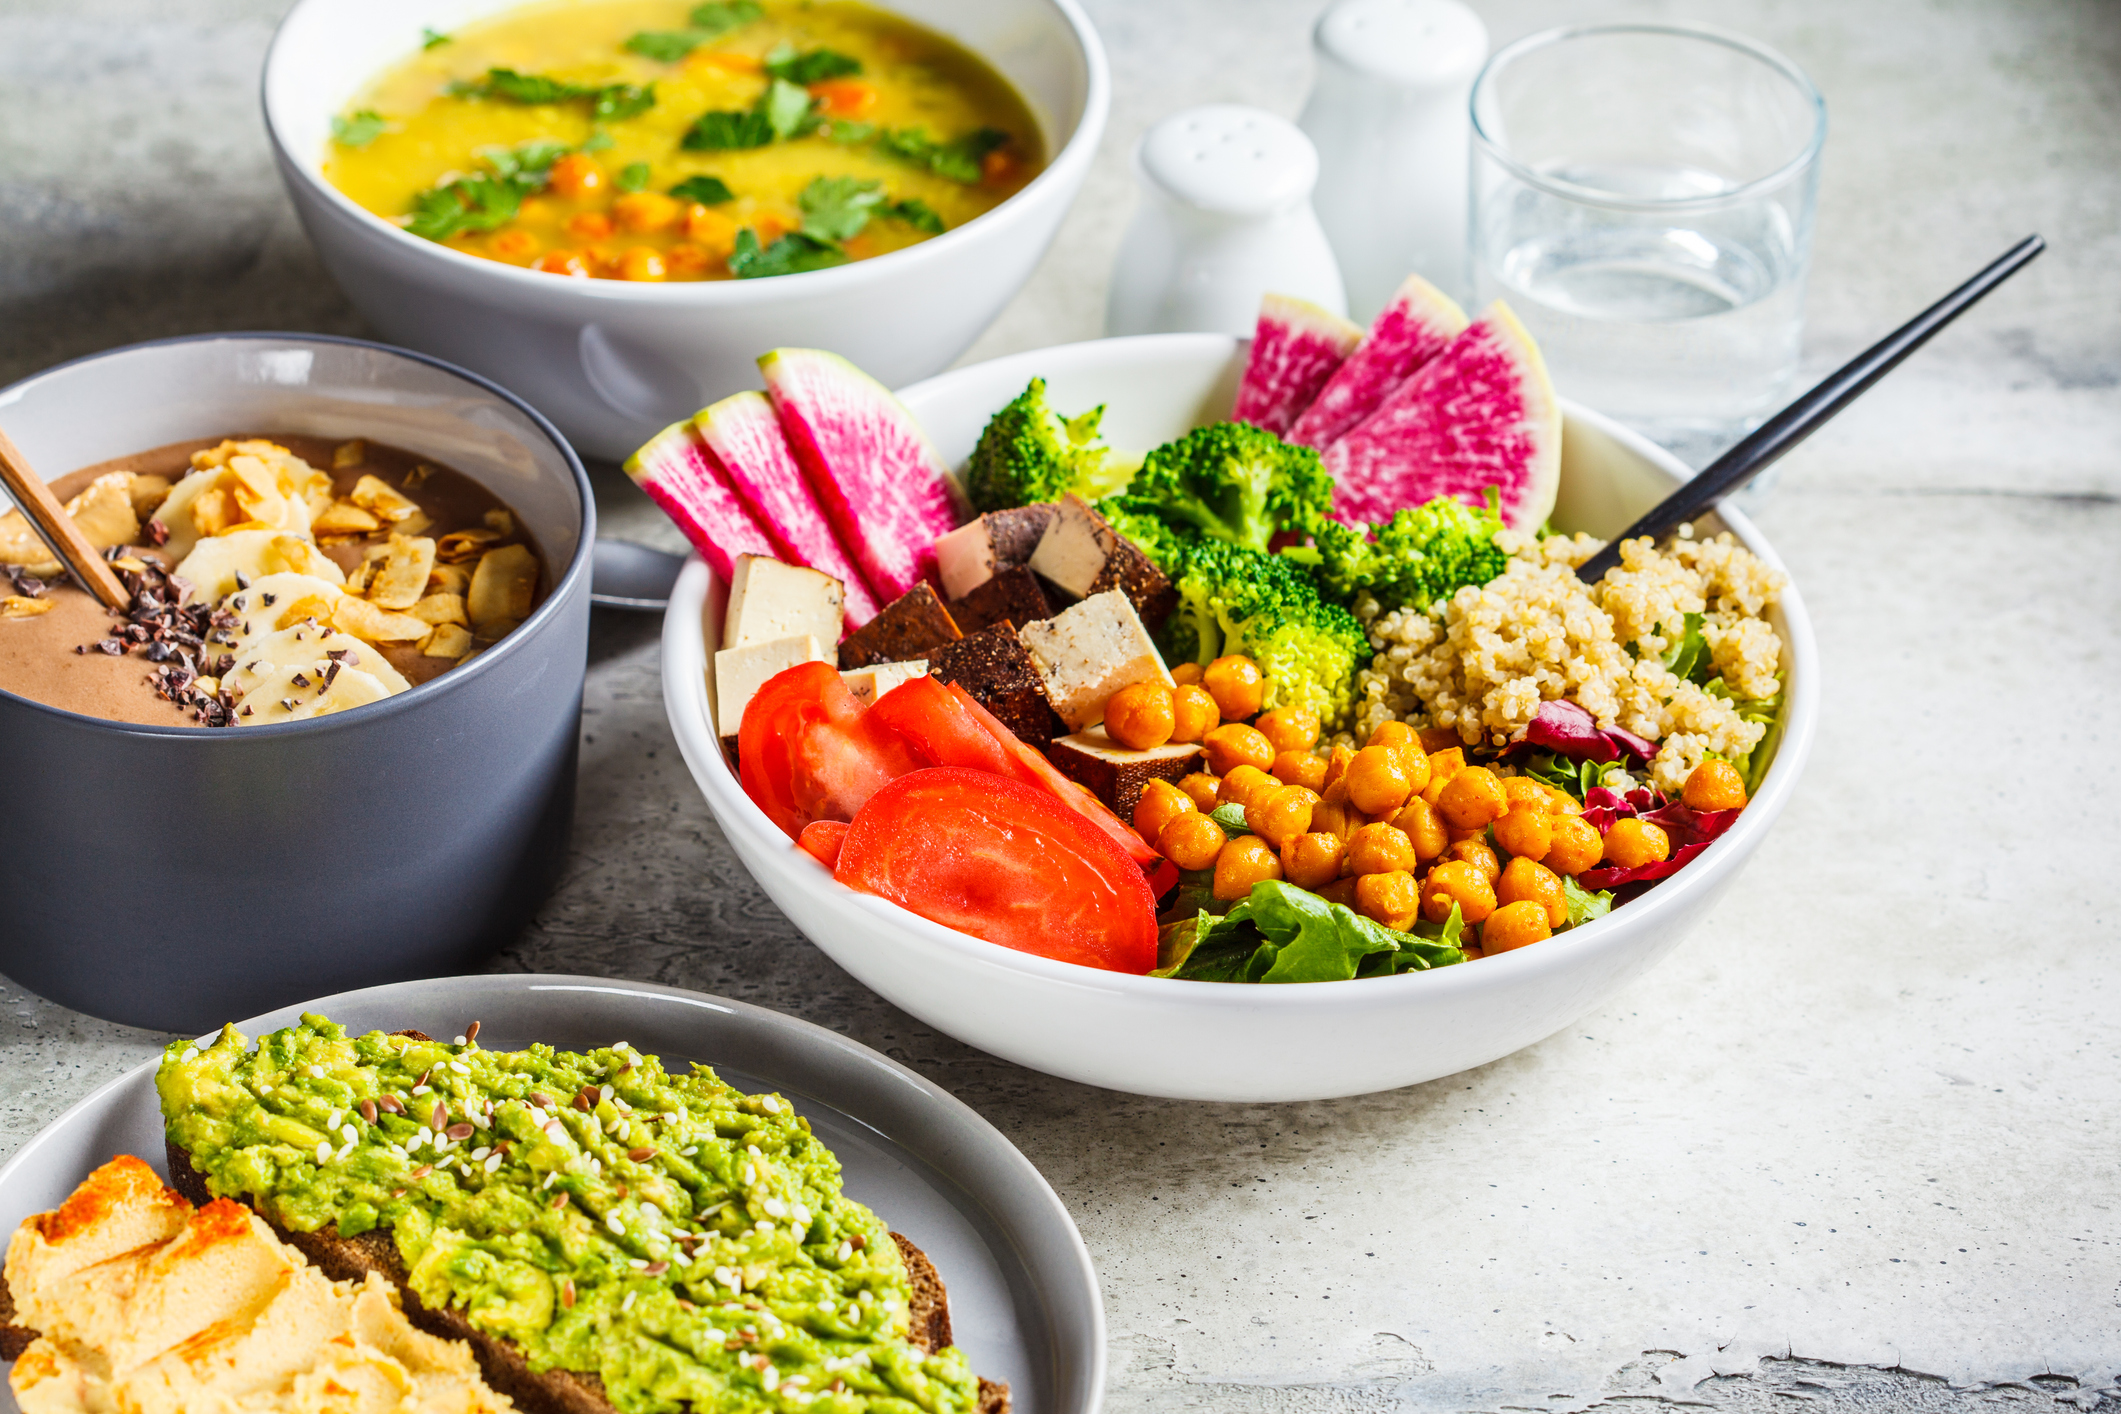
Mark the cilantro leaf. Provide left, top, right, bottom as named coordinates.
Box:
left=592, top=83, right=656, bottom=122
left=819, top=118, right=877, bottom=144
left=331, top=110, right=387, bottom=148
left=688, top=0, right=762, bottom=32
left=876, top=125, right=1007, bottom=183
left=403, top=139, right=569, bottom=242
left=581, top=130, right=614, bottom=152
left=797, top=176, right=885, bottom=242
left=763, top=43, right=862, bottom=84
left=421, top=27, right=451, bottom=49
left=467, top=68, right=585, bottom=104
left=683, top=107, right=775, bottom=150
left=727, top=228, right=849, bottom=279
left=885, top=198, right=944, bottom=234
left=616, top=161, right=652, bottom=193
left=760, top=77, right=816, bottom=140
left=669, top=174, right=734, bottom=204
left=625, top=2, right=761, bottom=62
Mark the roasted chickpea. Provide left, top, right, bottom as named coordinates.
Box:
left=1389, top=797, right=1449, bottom=862
left=1355, top=870, right=1420, bottom=931
left=1212, top=835, right=1283, bottom=901
left=546, top=153, right=604, bottom=198
left=1157, top=813, right=1227, bottom=871
left=1492, top=806, right=1554, bottom=863
left=1171, top=661, right=1204, bottom=686
left=1346, top=822, right=1418, bottom=876
left=1543, top=814, right=1604, bottom=875
left=1437, top=765, right=1508, bottom=831
left=1256, top=709, right=1321, bottom=755
left=1684, top=758, right=1749, bottom=812
left=1133, top=779, right=1194, bottom=844
left=1602, top=818, right=1671, bottom=869
left=1217, top=764, right=1278, bottom=812
left=1481, top=900, right=1552, bottom=953
left=1250, top=785, right=1319, bottom=849
left=1501, top=776, right=1549, bottom=812
left=1366, top=720, right=1417, bottom=751
left=1203, top=722, right=1275, bottom=775
left=613, top=191, right=681, bottom=233
left=615, top=246, right=668, bottom=281
left=1397, top=741, right=1433, bottom=796
left=1177, top=773, right=1222, bottom=811
left=1170, top=684, right=1220, bottom=743
left=1421, top=859, right=1496, bottom=925
left=1310, top=787, right=1358, bottom=843
left=1270, top=750, right=1328, bottom=792
left=1280, top=831, right=1345, bottom=888
left=1417, top=724, right=1464, bottom=753
left=1321, top=743, right=1355, bottom=790
left=1317, top=876, right=1361, bottom=909
left=1344, top=745, right=1415, bottom=816
left=1496, top=856, right=1568, bottom=927
left=1445, top=837, right=1501, bottom=883
left=1104, top=682, right=1177, bottom=750
left=1202, top=655, right=1266, bottom=719
left=1419, top=746, right=1466, bottom=805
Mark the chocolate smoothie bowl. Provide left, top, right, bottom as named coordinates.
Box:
left=0, top=334, right=593, bottom=1031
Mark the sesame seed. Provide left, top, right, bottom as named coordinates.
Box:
left=606, top=1213, right=626, bottom=1237
left=485, top=1153, right=502, bottom=1173
left=453, top=1035, right=467, bottom=1047
left=628, top=1258, right=648, bottom=1271
left=760, top=1096, right=779, bottom=1114
left=762, top=1198, right=787, bottom=1219
left=326, top=1108, right=343, bottom=1129
left=680, top=1145, right=698, bottom=1157
left=341, top=1123, right=359, bottom=1145
left=315, top=1141, right=332, bottom=1164
left=599, top=1085, right=614, bottom=1103
left=472, top=1146, right=491, bottom=1161
left=622, top=1290, right=637, bottom=1313
left=542, top=1173, right=557, bottom=1190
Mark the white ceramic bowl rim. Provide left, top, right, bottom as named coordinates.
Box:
left=260, top=0, right=1111, bottom=303
left=0, top=331, right=595, bottom=740
left=664, top=342, right=1820, bottom=1008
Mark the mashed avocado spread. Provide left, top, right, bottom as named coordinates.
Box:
left=156, top=1015, right=982, bottom=1413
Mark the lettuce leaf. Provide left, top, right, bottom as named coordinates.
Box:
left=1154, top=881, right=1465, bottom=983
left=1562, top=876, right=1612, bottom=927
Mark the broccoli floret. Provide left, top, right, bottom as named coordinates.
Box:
left=1157, top=534, right=1368, bottom=732
left=963, top=377, right=1143, bottom=512
left=1111, top=421, right=1333, bottom=553
left=1288, top=493, right=1510, bottom=615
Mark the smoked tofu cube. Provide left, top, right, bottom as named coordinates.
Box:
left=1045, top=726, right=1205, bottom=819
left=838, top=584, right=962, bottom=668
left=724, top=555, right=845, bottom=651
left=947, top=565, right=1053, bottom=635
left=934, top=505, right=1059, bottom=599
left=1015, top=589, right=1173, bottom=732
left=713, top=633, right=829, bottom=741
left=928, top=626, right=1064, bottom=747
left=840, top=659, right=929, bottom=706
left=1026, top=494, right=1175, bottom=627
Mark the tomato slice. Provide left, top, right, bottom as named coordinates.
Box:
left=738, top=661, right=922, bottom=838
left=867, top=674, right=1015, bottom=776
left=836, top=767, right=1158, bottom=973
left=796, top=820, right=849, bottom=868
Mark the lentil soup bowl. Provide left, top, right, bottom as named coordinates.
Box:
left=661, top=334, right=1817, bottom=1102
left=0, top=334, right=593, bottom=1033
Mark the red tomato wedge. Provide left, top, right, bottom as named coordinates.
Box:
left=835, top=767, right=1158, bottom=973
left=739, top=662, right=923, bottom=838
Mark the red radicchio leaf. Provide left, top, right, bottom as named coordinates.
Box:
left=1520, top=699, right=1615, bottom=762
left=1639, top=801, right=1742, bottom=850
left=1605, top=725, right=1658, bottom=763
left=1581, top=786, right=1634, bottom=834
left=1577, top=840, right=1712, bottom=892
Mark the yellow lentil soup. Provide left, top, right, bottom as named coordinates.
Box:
left=325, top=0, right=1044, bottom=282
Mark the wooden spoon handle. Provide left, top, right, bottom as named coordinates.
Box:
left=0, top=425, right=132, bottom=611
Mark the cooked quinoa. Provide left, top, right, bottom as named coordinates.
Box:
left=1352, top=526, right=1787, bottom=795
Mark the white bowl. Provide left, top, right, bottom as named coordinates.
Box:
left=661, top=334, right=1817, bottom=1102
left=262, top=0, right=1110, bottom=461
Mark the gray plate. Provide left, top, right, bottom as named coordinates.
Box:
left=0, top=974, right=1104, bottom=1414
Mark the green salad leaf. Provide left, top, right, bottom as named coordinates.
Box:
left=669, top=174, right=734, bottom=204
left=728, top=228, right=847, bottom=279
left=764, top=43, right=862, bottom=84
left=1208, top=802, right=1251, bottom=835
left=1562, top=876, right=1613, bottom=928
left=1525, top=750, right=1603, bottom=801
left=331, top=109, right=387, bottom=148
left=1662, top=611, right=1711, bottom=683
left=1154, top=881, right=1466, bottom=983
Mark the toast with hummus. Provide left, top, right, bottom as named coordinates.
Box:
left=2, top=1154, right=514, bottom=1414
left=138, top=1017, right=1007, bottom=1414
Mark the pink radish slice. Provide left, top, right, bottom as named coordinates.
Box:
left=695, top=390, right=881, bottom=628
left=1287, top=274, right=1468, bottom=450
left=622, top=420, right=777, bottom=584
left=760, top=348, right=966, bottom=601
left=1322, top=302, right=1561, bottom=532
left=1232, top=294, right=1364, bottom=436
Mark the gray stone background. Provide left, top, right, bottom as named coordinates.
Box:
left=2, top=0, right=2117, bottom=1409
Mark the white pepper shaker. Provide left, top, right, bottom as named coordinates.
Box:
left=1298, top=0, right=1488, bottom=319
left=1104, top=104, right=1346, bottom=338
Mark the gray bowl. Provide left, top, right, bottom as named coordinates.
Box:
left=0, top=334, right=593, bottom=1031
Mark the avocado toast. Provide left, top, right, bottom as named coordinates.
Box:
left=149, top=1015, right=1006, bottom=1414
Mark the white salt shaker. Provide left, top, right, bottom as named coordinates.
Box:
left=1104, top=104, right=1346, bottom=338
left=1298, top=0, right=1488, bottom=318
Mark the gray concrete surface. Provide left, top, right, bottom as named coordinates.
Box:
left=2, top=0, right=2117, bottom=1409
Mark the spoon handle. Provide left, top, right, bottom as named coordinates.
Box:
left=1574, top=233, right=2047, bottom=583
left=0, top=424, right=132, bottom=610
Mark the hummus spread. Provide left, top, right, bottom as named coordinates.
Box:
left=4, top=1155, right=512, bottom=1414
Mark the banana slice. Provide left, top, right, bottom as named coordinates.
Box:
left=174, top=532, right=346, bottom=605
left=221, top=573, right=345, bottom=639
left=232, top=660, right=396, bottom=723
left=223, top=623, right=410, bottom=699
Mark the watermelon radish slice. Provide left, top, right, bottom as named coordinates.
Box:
left=760, top=348, right=967, bottom=601
left=1231, top=294, right=1363, bottom=436
left=1321, top=302, right=1561, bottom=531
left=695, top=390, right=881, bottom=628
left=623, top=420, right=778, bottom=585
left=1287, top=274, right=1468, bottom=450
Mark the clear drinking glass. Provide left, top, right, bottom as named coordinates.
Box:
left=1469, top=24, right=1826, bottom=467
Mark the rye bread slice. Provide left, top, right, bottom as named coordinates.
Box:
left=125, top=1029, right=1007, bottom=1414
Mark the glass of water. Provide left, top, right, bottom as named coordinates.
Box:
left=1469, top=24, right=1826, bottom=467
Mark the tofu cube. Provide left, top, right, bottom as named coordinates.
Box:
left=1026, top=494, right=1175, bottom=626
left=723, top=556, right=845, bottom=651
left=713, top=633, right=829, bottom=740
left=934, top=505, right=1059, bottom=600
left=841, top=659, right=929, bottom=706
left=1045, top=726, right=1205, bottom=819
left=1015, top=589, right=1173, bottom=732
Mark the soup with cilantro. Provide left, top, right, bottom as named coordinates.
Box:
left=325, top=0, right=1043, bottom=281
